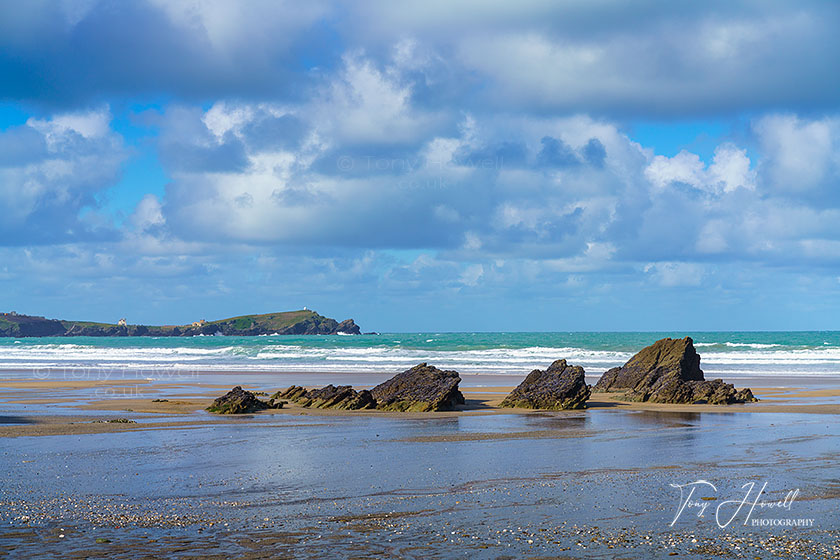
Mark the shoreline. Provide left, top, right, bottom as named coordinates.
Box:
left=2, top=367, right=839, bottom=385
left=2, top=376, right=839, bottom=438
left=2, top=374, right=837, bottom=559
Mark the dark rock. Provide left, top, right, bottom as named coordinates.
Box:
left=271, top=385, right=376, bottom=410
left=734, top=387, right=759, bottom=403
left=335, top=319, right=361, bottom=335
left=207, top=386, right=272, bottom=414
left=371, top=363, right=465, bottom=412
left=593, top=337, right=703, bottom=393
left=500, top=359, right=591, bottom=410
left=592, top=337, right=757, bottom=404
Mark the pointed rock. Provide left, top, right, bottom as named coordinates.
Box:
left=501, top=359, right=591, bottom=410
left=593, top=337, right=757, bottom=404
left=371, top=363, right=465, bottom=412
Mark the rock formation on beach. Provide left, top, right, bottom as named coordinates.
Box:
left=500, top=359, right=591, bottom=410
left=370, top=363, right=466, bottom=412
left=207, top=386, right=280, bottom=414
left=266, top=363, right=466, bottom=412
left=592, top=337, right=757, bottom=404
left=271, top=385, right=376, bottom=410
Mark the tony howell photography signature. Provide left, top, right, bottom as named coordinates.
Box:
left=669, top=480, right=813, bottom=528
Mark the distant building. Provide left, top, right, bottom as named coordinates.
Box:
left=192, top=319, right=207, bottom=327
left=117, top=318, right=127, bottom=326
left=303, top=306, right=308, bottom=311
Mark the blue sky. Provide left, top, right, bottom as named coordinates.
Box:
left=1, top=1, right=840, bottom=332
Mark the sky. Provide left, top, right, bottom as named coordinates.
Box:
left=1, top=0, right=839, bottom=332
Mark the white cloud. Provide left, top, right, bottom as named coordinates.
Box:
left=646, top=150, right=706, bottom=190
left=708, top=144, right=755, bottom=193
left=645, top=144, right=755, bottom=194
left=147, top=0, right=327, bottom=52
left=0, top=108, right=125, bottom=237
left=317, top=51, right=439, bottom=145
left=130, top=194, right=165, bottom=231
left=755, top=114, right=839, bottom=193
left=459, top=263, right=484, bottom=286
left=644, top=262, right=705, bottom=287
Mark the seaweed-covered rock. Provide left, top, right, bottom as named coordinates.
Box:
left=592, top=337, right=756, bottom=404
left=371, top=363, right=465, bottom=412
left=734, top=387, right=758, bottom=403
left=593, top=337, right=703, bottom=393
left=207, top=386, right=273, bottom=414
left=500, top=359, right=590, bottom=410
left=271, top=385, right=376, bottom=410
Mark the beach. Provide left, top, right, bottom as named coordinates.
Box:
left=1, top=357, right=838, bottom=559
left=4, top=0, right=838, bottom=556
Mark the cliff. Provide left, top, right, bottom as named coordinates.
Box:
left=0, top=310, right=361, bottom=338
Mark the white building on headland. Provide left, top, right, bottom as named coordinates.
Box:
left=117, top=318, right=127, bottom=326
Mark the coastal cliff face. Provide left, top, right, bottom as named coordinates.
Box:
left=0, top=310, right=361, bottom=337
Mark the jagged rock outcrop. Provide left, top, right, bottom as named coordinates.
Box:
left=269, top=364, right=465, bottom=412
left=335, top=319, right=361, bottom=335
left=271, top=385, right=376, bottom=410
left=500, top=359, right=591, bottom=410
left=207, top=386, right=280, bottom=414
left=371, top=363, right=465, bottom=412
left=593, top=337, right=757, bottom=404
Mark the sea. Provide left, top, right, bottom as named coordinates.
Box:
left=2, top=331, right=840, bottom=380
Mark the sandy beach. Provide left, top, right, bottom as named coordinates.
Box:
left=1, top=376, right=839, bottom=437
left=1, top=372, right=838, bottom=559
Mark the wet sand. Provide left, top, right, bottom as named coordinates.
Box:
left=1, top=373, right=838, bottom=558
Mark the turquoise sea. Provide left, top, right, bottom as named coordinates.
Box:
left=2, top=331, right=840, bottom=378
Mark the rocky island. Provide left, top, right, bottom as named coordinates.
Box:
left=0, top=309, right=361, bottom=337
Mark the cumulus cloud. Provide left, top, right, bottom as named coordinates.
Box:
left=1, top=1, right=838, bottom=117
left=133, top=60, right=840, bottom=281
left=2, top=2, right=840, bottom=328
left=346, top=1, right=840, bottom=116
left=755, top=114, right=840, bottom=196
left=149, top=60, right=638, bottom=256
left=645, top=144, right=755, bottom=194
left=644, top=262, right=706, bottom=287
left=0, top=0, right=329, bottom=106
left=0, top=108, right=126, bottom=244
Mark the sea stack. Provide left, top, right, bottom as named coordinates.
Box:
left=501, top=359, right=591, bottom=410
left=370, top=363, right=465, bottom=412
left=592, top=337, right=757, bottom=404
